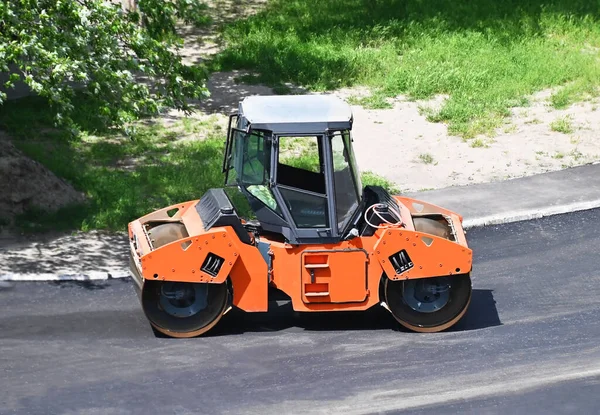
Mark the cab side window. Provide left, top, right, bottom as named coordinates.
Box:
left=276, top=136, right=328, bottom=228
left=277, top=136, right=325, bottom=194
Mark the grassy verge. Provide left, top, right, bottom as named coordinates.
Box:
left=1, top=97, right=395, bottom=232
left=212, top=0, right=600, bottom=138
left=1, top=97, right=227, bottom=232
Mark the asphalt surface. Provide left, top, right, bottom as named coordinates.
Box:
left=2, top=209, right=600, bottom=414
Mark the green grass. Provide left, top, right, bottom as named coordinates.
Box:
left=570, top=149, right=584, bottom=161
left=361, top=171, right=400, bottom=194
left=0, top=97, right=228, bottom=232
left=550, top=79, right=599, bottom=109
left=347, top=93, right=393, bottom=109
left=550, top=115, right=574, bottom=134
left=211, top=0, right=600, bottom=137
left=418, top=153, right=435, bottom=164
left=469, top=137, right=492, bottom=148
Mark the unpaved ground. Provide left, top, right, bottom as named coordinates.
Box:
left=347, top=91, right=600, bottom=192
left=0, top=132, right=84, bottom=224
left=178, top=0, right=268, bottom=65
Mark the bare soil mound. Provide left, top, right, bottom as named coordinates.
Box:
left=0, top=134, right=84, bottom=224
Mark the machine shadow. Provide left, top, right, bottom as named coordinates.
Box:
left=210, top=289, right=501, bottom=336
left=448, top=289, right=502, bottom=332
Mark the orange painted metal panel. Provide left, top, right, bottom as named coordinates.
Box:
left=395, top=196, right=464, bottom=223
left=128, top=220, right=151, bottom=256
left=131, top=214, right=268, bottom=312
left=228, top=237, right=269, bottom=312
left=373, top=227, right=472, bottom=281
left=139, top=228, right=238, bottom=284
left=137, top=200, right=200, bottom=224
left=181, top=203, right=205, bottom=236
left=266, top=237, right=385, bottom=312
left=300, top=249, right=368, bottom=303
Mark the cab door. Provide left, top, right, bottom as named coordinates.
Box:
left=300, top=249, right=368, bottom=304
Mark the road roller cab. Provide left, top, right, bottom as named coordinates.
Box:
left=128, top=95, right=473, bottom=337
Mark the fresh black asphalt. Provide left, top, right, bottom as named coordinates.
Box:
left=2, top=209, right=600, bottom=414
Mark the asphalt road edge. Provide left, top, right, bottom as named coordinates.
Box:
left=462, top=198, right=600, bottom=229
left=0, top=271, right=130, bottom=282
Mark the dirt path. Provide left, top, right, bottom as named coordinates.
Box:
left=347, top=91, right=600, bottom=192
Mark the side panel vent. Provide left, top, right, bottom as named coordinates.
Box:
left=195, top=188, right=252, bottom=245
left=197, top=189, right=235, bottom=230
left=201, top=253, right=225, bottom=277
left=389, top=250, right=413, bottom=274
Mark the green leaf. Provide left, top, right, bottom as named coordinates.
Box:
left=0, top=0, right=209, bottom=132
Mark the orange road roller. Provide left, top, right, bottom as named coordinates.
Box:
left=128, top=95, right=473, bottom=337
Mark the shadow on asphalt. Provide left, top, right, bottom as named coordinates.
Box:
left=48, top=280, right=116, bottom=290
left=208, top=289, right=502, bottom=337
left=449, top=289, right=502, bottom=332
